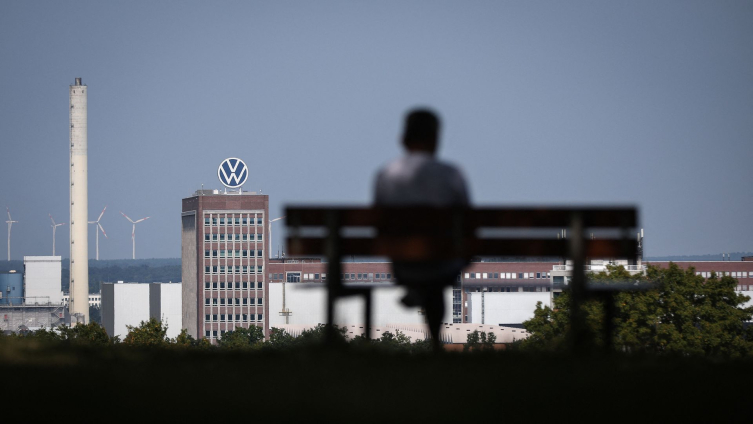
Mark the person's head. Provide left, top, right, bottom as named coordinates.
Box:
left=402, top=108, right=440, bottom=154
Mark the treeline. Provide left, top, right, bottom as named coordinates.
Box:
left=63, top=263, right=181, bottom=293
left=519, top=263, right=753, bottom=357
left=0, top=259, right=181, bottom=294
left=3, top=319, right=441, bottom=354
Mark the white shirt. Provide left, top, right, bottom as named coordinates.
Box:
left=373, top=151, right=470, bottom=283
left=374, top=152, right=470, bottom=207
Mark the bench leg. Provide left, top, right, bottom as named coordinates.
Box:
left=364, top=291, right=372, bottom=340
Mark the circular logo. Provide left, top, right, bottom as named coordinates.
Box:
left=217, top=158, right=249, bottom=188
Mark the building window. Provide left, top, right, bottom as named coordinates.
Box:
left=257, top=297, right=263, bottom=305
left=205, top=298, right=210, bottom=305
left=205, top=282, right=210, bottom=289
left=206, top=331, right=211, bottom=337
left=243, top=298, right=248, bottom=305
left=257, top=282, right=263, bottom=288
left=213, top=331, right=218, bottom=337
left=257, top=314, right=263, bottom=321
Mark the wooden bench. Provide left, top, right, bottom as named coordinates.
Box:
left=285, top=206, right=639, bottom=348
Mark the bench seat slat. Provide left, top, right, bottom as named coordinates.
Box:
left=287, top=237, right=638, bottom=261
left=285, top=206, right=637, bottom=228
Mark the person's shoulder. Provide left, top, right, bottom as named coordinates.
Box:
left=434, top=158, right=466, bottom=178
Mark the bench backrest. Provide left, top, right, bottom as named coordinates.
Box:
left=286, top=206, right=638, bottom=261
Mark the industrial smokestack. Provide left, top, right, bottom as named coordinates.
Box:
left=69, top=77, right=89, bottom=323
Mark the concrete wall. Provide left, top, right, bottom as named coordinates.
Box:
left=468, top=292, right=551, bottom=325
left=181, top=212, right=197, bottom=338
left=23, top=256, right=63, bottom=305
left=268, top=283, right=453, bottom=336
left=150, top=283, right=182, bottom=339
left=101, top=283, right=150, bottom=340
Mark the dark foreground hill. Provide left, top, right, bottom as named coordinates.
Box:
left=0, top=340, right=749, bottom=422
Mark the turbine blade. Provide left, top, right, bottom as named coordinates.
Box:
left=121, top=211, right=135, bottom=224
left=98, top=206, right=107, bottom=222
left=7, top=207, right=11, bottom=221
left=49, top=214, right=56, bottom=225
left=99, top=223, right=108, bottom=238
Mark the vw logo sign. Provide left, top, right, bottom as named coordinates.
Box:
left=217, top=158, right=248, bottom=188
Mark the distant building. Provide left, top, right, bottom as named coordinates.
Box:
left=62, top=292, right=101, bottom=308
left=181, top=190, right=269, bottom=342
left=23, top=256, right=63, bottom=305
left=0, top=271, right=24, bottom=305
left=268, top=282, right=453, bottom=336
left=150, top=282, right=182, bottom=339
left=101, top=282, right=182, bottom=339
left=101, top=282, right=150, bottom=339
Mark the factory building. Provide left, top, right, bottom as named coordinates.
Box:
left=101, top=282, right=150, bottom=339
left=23, top=256, right=63, bottom=305
left=1, top=262, right=67, bottom=333
left=150, top=282, right=182, bottom=339
left=268, top=282, right=453, bottom=336
left=181, top=188, right=270, bottom=341
left=0, top=271, right=24, bottom=305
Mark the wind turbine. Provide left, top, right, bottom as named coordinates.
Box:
left=89, top=206, right=108, bottom=260
left=121, top=212, right=149, bottom=260
left=49, top=214, right=66, bottom=256
left=6, top=208, right=17, bottom=261
left=269, top=216, right=285, bottom=257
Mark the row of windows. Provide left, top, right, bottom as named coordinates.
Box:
left=736, top=285, right=750, bottom=291
left=267, top=272, right=393, bottom=281
left=205, top=297, right=263, bottom=305
left=204, top=250, right=263, bottom=258
left=697, top=271, right=753, bottom=278
left=470, top=286, right=550, bottom=292
left=204, top=217, right=263, bottom=226
left=204, top=265, right=264, bottom=274
left=204, top=233, right=263, bottom=242
left=205, top=281, right=263, bottom=290
left=206, top=324, right=263, bottom=339
left=205, top=314, right=263, bottom=323
left=465, top=272, right=550, bottom=280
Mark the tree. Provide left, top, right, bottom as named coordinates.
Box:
left=174, top=328, right=211, bottom=349
left=218, top=325, right=264, bottom=349
left=463, top=330, right=496, bottom=352
left=123, top=317, right=169, bottom=347
left=520, top=264, right=753, bottom=357
left=56, top=322, right=114, bottom=345
left=265, top=327, right=296, bottom=349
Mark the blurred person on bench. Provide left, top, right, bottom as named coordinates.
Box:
left=373, top=108, right=471, bottom=349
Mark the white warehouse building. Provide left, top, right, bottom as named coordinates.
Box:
left=467, top=291, right=551, bottom=325
left=150, top=283, right=182, bottom=339
left=23, top=256, right=63, bottom=305
left=101, top=282, right=182, bottom=340
left=268, top=283, right=454, bottom=337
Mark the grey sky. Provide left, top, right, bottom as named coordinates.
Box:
left=1, top=1, right=751, bottom=260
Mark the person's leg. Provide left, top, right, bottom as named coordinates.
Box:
left=423, top=287, right=445, bottom=351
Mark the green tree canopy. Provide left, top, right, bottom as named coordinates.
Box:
left=123, top=317, right=169, bottom=347
left=218, top=325, right=265, bottom=349
left=520, top=264, right=753, bottom=357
